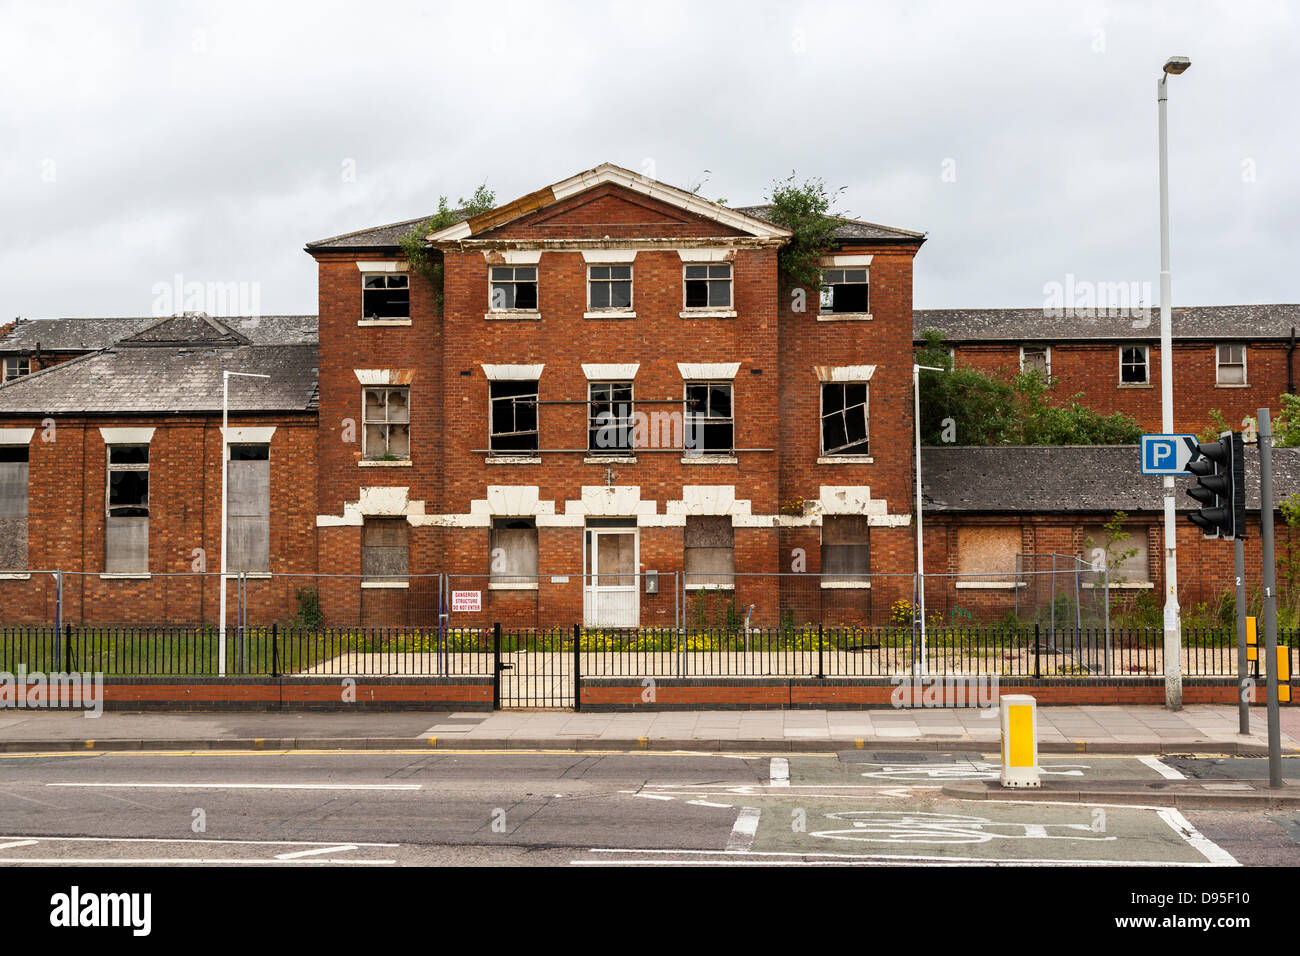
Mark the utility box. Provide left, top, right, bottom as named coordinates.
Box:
left=644, top=570, right=658, bottom=594
left=1000, top=694, right=1040, bottom=788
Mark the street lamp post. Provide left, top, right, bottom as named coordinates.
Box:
left=1158, top=55, right=1190, bottom=710
left=914, top=363, right=945, bottom=676
left=219, top=370, right=270, bottom=676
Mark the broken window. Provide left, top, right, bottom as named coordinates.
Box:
left=2, top=358, right=29, bottom=382
left=489, top=266, right=538, bottom=311
left=588, top=381, right=634, bottom=453
left=683, top=264, right=732, bottom=309
left=362, top=518, right=408, bottom=584
left=0, top=445, right=28, bottom=571
left=490, top=517, right=539, bottom=586
left=105, top=444, right=149, bottom=573
left=821, top=383, right=869, bottom=456
left=821, top=515, right=869, bottom=583
left=684, top=515, right=734, bottom=589
left=588, top=265, right=632, bottom=311
left=1217, top=344, right=1246, bottom=385
left=818, top=268, right=869, bottom=314
left=1120, top=345, right=1149, bottom=384
left=361, top=274, right=410, bottom=319
left=489, top=380, right=539, bottom=454
left=1020, top=346, right=1050, bottom=378
left=363, top=387, right=411, bottom=460
left=227, top=444, right=269, bottom=573
left=683, top=382, right=733, bottom=456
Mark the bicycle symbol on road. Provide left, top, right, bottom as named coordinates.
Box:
left=810, top=810, right=1116, bottom=845
left=857, top=761, right=1088, bottom=781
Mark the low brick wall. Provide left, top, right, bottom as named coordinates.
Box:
left=95, top=676, right=494, bottom=711
left=580, top=676, right=1276, bottom=711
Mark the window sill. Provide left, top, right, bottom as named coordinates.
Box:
left=486, top=455, right=542, bottom=465
left=1215, top=382, right=1250, bottom=388
left=684, top=585, right=736, bottom=592
left=0, top=572, right=31, bottom=580
left=954, top=581, right=1026, bottom=590
left=100, top=573, right=151, bottom=580
left=681, top=455, right=738, bottom=465
left=358, top=319, right=411, bottom=327
left=359, top=459, right=413, bottom=467
left=584, top=311, right=636, bottom=320
left=1117, top=383, right=1152, bottom=389
left=819, top=581, right=871, bottom=589
left=489, top=582, right=539, bottom=591
left=679, top=309, right=737, bottom=319
left=818, top=455, right=874, bottom=464
left=236, top=572, right=273, bottom=579
left=817, top=313, right=873, bottom=322
left=585, top=455, right=637, bottom=464
left=1081, top=582, right=1155, bottom=590
left=361, top=581, right=409, bottom=589
left=485, top=311, right=541, bottom=321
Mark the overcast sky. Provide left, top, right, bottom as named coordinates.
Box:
left=1, top=0, right=1295, bottom=319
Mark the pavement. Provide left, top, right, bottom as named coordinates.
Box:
left=0, top=704, right=1297, bottom=755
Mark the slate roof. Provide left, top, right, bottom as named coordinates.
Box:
left=0, top=314, right=317, bottom=352
left=922, top=445, right=1300, bottom=514
left=914, top=305, right=1300, bottom=343
left=0, top=344, right=319, bottom=415
left=733, top=205, right=925, bottom=243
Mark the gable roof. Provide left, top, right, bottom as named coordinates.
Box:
left=425, top=163, right=792, bottom=244
left=0, top=343, right=319, bottom=415
left=922, top=445, right=1300, bottom=514
left=119, top=313, right=251, bottom=347
left=0, top=314, right=317, bottom=352
left=915, top=305, right=1300, bottom=344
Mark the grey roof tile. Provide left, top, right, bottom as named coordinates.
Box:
left=922, top=445, right=1300, bottom=513
left=0, top=314, right=316, bottom=352
left=734, top=205, right=925, bottom=243
left=915, top=305, right=1300, bottom=343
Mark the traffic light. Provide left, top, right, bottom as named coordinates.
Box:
left=1185, top=430, right=1246, bottom=540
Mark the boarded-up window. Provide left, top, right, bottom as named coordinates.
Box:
left=490, top=517, right=538, bottom=585
left=105, top=444, right=149, bottom=573
left=0, top=445, right=29, bottom=571
left=1082, top=525, right=1150, bottom=583
left=1020, top=346, right=1050, bottom=377
left=685, top=515, right=734, bottom=589
left=955, top=526, right=1021, bottom=579
left=227, top=444, right=269, bottom=573
left=821, top=516, right=869, bottom=583
left=362, top=518, right=408, bottom=583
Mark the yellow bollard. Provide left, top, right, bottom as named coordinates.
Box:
left=1000, top=694, right=1040, bottom=788
left=1277, top=646, right=1291, bottom=704
left=1247, top=616, right=1258, bottom=663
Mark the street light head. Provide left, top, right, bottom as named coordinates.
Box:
left=1163, top=56, right=1191, bottom=75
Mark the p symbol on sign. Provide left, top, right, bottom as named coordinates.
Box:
left=1152, top=441, right=1173, bottom=467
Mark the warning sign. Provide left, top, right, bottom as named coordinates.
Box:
left=451, top=590, right=482, bottom=612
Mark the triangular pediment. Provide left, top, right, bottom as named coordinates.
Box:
left=427, top=163, right=791, bottom=244
left=118, top=313, right=251, bottom=348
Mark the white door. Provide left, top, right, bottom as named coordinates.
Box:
left=584, top=529, right=639, bottom=628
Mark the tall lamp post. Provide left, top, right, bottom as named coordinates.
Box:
left=914, top=362, right=945, bottom=675
left=1158, top=55, right=1190, bottom=710
left=219, top=370, right=270, bottom=676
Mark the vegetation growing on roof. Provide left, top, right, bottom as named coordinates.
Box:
left=398, top=184, right=496, bottom=307
left=914, top=328, right=1144, bottom=446
left=764, top=173, right=845, bottom=291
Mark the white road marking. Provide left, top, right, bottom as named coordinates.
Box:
left=632, top=793, right=675, bottom=801
left=1139, top=756, right=1186, bottom=780
left=0, top=858, right=395, bottom=866
left=0, top=834, right=400, bottom=866
left=275, top=844, right=360, bottom=860
left=726, top=807, right=762, bottom=851
left=769, top=757, right=790, bottom=787
left=687, top=800, right=733, bottom=808
left=1157, top=808, right=1239, bottom=866
left=0, top=840, right=38, bottom=850
left=46, top=782, right=422, bottom=791
left=576, top=848, right=1220, bottom=867
left=0, top=834, right=397, bottom=847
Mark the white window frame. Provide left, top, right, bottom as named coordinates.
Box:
left=683, top=380, right=734, bottom=457
left=681, top=263, right=733, bottom=313
left=588, top=381, right=635, bottom=455
left=1119, top=345, right=1150, bottom=386
left=586, top=264, right=634, bottom=314
left=1019, top=345, right=1051, bottom=378
left=819, top=382, right=870, bottom=457
left=361, top=386, right=411, bottom=461
left=360, top=272, right=410, bottom=321
left=2, top=357, right=29, bottom=382
left=1216, top=343, right=1248, bottom=386
left=488, top=265, right=539, bottom=314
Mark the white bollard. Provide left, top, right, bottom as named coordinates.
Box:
left=1000, top=694, right=1040, bottom=788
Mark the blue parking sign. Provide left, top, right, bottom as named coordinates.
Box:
left=1140, top=434, right=1198, bottom=475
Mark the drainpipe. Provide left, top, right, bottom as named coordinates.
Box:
left=1288, top=326, right=1295, bottom=395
